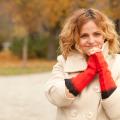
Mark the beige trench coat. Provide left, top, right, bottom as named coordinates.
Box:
left=45, top=42, right=120, bottom=120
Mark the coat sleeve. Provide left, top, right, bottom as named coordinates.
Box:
left=44, top=55, right=76, bottom=107
left=101, top=55, right=120, bottom=120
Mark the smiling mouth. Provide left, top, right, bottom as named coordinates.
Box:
left=85, top=44, right=99, bottom=47
left=85, top=46, right=97, bottom=48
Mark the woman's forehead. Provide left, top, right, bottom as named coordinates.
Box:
left=80, top=20, right=102, bottom=33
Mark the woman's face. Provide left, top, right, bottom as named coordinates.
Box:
left=79, top=20, right=105, bottom=55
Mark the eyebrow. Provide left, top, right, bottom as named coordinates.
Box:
left=80, top=31, right=101, bottom=34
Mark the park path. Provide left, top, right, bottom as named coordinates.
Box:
left=0, top=73, right=56, bottom=120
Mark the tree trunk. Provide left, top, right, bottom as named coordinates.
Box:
left=47, top=36, right=57, bottom=60
left=22, top=37, right=28, bottom=67
left=115, top=19, right=120, bottom=35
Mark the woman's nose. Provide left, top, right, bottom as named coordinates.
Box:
left=87, top=36, right=95, bottom=44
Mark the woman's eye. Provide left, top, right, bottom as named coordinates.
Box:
left=80, top=34, right=88, bottom=38
left=94, top=32, right=101, bottom=36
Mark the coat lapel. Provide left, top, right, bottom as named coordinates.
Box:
left=64, top=51, right=87, bottom=72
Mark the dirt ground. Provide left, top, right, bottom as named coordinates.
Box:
left=0, top=72, right=56, bottom=120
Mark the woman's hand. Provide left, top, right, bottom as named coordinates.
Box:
left=86, top=47, right=102, bottom=56
left=93, top=52, right=117, bottom=99
left=65, top=53, right=97, bottom=96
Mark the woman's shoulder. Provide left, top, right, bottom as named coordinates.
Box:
left=113, top=54, right=120, bottom=65
left=57, top=50, right=81, bottom=62
left=57, top=54, right=64, bottom=60
left=115, top=54, right=120, bottom=60
left=57, top=55, right=66, bottom=64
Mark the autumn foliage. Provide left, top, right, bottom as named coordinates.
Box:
left=0, top=0, right=120, bottom=60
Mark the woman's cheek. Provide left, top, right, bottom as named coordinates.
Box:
left=82, top=47, right=90, bottom=55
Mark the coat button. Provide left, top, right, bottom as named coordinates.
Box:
left=93, top=86, right=100, bottom=93
left=86, top=112, right=93, bottom=119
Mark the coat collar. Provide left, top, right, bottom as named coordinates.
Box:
left=64, top=42, right=110, bottom=73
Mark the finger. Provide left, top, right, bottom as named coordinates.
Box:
left=88, top=48, right=102, bottom=55
left=92, top=47, right=101, bottom=52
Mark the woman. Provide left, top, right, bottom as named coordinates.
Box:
left=45, top=8, right=120, bottom=120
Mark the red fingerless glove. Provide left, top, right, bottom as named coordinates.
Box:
left=65, top=54, right=97, bottom=96
left=94, top=52, right=117, bottom=99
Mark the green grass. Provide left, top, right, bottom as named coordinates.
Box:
left=0, top=66, right=53, bottom=76
left=0, top=59, right=56, bottom=76
left=0, top=51, right=56, bottom=76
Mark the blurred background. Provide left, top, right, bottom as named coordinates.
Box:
left=0, top=1, right=120, bottom=120
left=0, top=0, right=120, bottom=75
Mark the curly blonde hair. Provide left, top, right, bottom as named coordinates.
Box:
left=59, top=8, right=120, bottom=59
